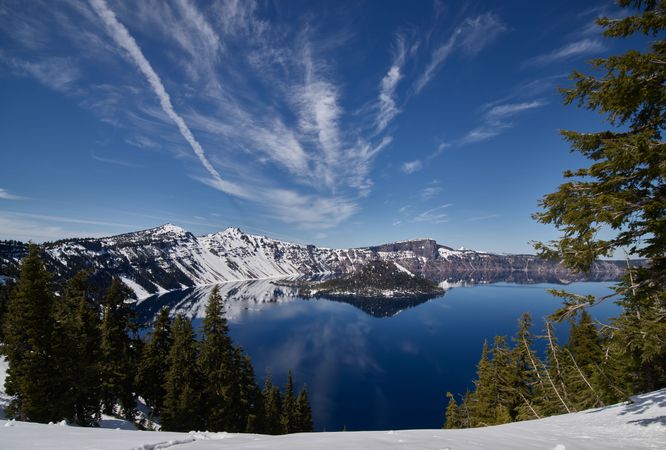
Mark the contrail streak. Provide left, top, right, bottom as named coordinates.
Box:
left=89, top=0, right=225, bottom=185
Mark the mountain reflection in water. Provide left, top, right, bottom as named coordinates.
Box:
left=134, top=278, right=620, bottom=431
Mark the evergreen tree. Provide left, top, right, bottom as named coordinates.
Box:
left=494, top=404, right=512, bottom=425
left=443, top=392, right=460, bottom=429
left=491, top=335, right=518, bottom=420
left=568, top=310, right=603, bottom=368
left=135, top=306, right=172, bottom=417
left=295, top=385, right=313, bottom=432
left=239, top=352, right=262, bottom=433
left=533, top=0, right=666, bottom=392
left=2, top=245, right=61, bottom=422
left=469, top=340, right=497, bottom=427
left=511, top=313, right=544, bottom=421
left=0, top=277, right=13, bottom=342
left=261, top=376, right=283, bottom=435
left=99, top=278, right=136, bottom=419
left=226, top=347, right=247, bottom=432
left=161, top=314, right=202, bottom=432
left=540, top=321, right=574, bottom=416
left=52, top=271, right=102, bottom=425
left=281, top=371, right=297, bottom=433
left=458, top=391, right=473, bottom=429
left=198, top=285, right=236, bottom=431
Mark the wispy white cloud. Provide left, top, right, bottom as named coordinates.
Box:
left=524, top=38, right=605, bottom=67
left=458, top=13, right=507, bottom=56
left=6, top=56, right=81, bottom=93
left=398, top=144, right=449, bottom=179
left=122, top=1, right=386, bottom=221
left=0, top=189, right=23, bottom=200
left=461, top=100, right=545, bottom=145
left=401, top=160, right=423, bottom=174
left=573, top=5, right=630, bottom=38
left=90, top=151, right=141, bottom=168
left=514, top=74, right=567, bottom=97
left=465, top=213, right=499, bottom=222
left=125, top=135, right=159, bottom=149
left=375, top=34, right=409, bottom=132
left=414, top=12, right=505, bottom=94
left=214, top=0, right=267, bottom=37
left=294, top=44, right=343, bottom=188
left=0, top=210, right=135, bottom=228
left=413, top=204, right=452, bottom=223
left=432, top=141, right=450, bottom=156
left=0, top=216, right=83, bottom=242
left=414, top=32, right=458, bottom=95
left=461, top=124, right=510, bottom=144
left=174, top=0, right=222, bottom=56
left=420, top=184, right=442, bottom=200
left=148, top=0, right=224, bottom=90
left=485, top=100, right=545, bottom=119
left=202, top=177, right=357, bottom=230
left=0, top=211, right=138, bottom=242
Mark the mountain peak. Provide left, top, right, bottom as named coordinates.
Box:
left=153, top=223, right=188, bottom=235
left=222, top=226, right=244, bottom=235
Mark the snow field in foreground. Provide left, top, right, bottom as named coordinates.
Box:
left=0, top=389, right=664, bottom=449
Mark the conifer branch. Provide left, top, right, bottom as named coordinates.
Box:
left=540, top=360, right=573, bottom=414
left=564, top=348, right=604, bottom=407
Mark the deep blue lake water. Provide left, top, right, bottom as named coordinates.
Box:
left=137, top=281, right=620, bottom=431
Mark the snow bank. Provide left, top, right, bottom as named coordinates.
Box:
left=0, top=389, right=664, bottom=449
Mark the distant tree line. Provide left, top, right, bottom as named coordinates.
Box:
left=0, top=245, right=312, bottom=434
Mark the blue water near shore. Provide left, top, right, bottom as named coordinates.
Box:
left=139, top=281, right=620, bottom=431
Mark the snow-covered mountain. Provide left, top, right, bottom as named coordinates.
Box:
left=0, top=224, right=629, bottom=298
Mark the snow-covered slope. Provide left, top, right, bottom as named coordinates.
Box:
left=0, top=224, right=630, bottom=299
left=0, top=389, right=663, bottom=449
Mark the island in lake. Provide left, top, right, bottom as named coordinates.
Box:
left=294, top=260, right=445, bottom=299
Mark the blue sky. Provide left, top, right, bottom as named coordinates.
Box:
left=0, top=0, right=645, bottom=253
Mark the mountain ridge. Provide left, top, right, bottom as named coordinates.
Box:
left=0, top=224, right=634, bottom=298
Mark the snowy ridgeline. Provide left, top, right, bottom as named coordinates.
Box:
left=0, top=224, right=630, bottom=301
left=0, top=374, right=664, bottom=449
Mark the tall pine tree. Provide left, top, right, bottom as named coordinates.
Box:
left=469, top=340, right=497, bottom=427
left=135, top=306, right=172, bottom=418
left=295, top=385, right=313, bottom=432
left=239, top=352, right=262, bottom=433
left=52, top=271, right=102, bottom=425
left=2, top=245, right=60, bottom=422
left=161, top=314, right=202, bottom=432
left=261, top=376, right=283, bottom=435
left=511, top=313, right=544, bottom=421
left=99, top=278, right=136, bottom=419
left=281, top=371, right=297, bottom=434
left=198, top=285, right=236, bottom=431
left=443, top=392, right=460, bottom=429
left=491, top=335, right=519, bottom=421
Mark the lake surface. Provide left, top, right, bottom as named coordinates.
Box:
left=136, top=280, right=620, bottom=431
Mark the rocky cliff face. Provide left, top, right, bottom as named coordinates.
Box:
left=0, top=224, right=631, bottom=298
